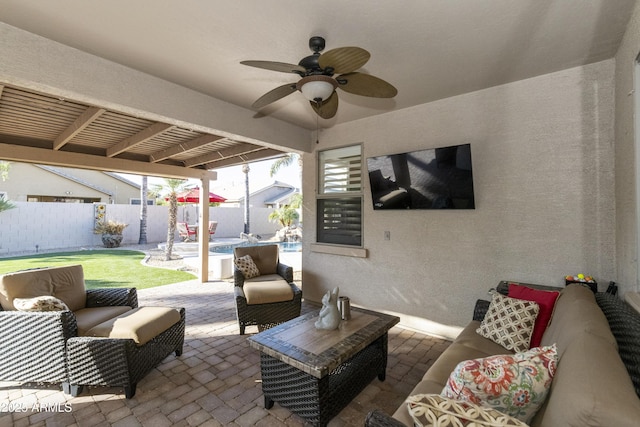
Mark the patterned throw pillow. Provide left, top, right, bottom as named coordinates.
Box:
left=13, top=296, right=69, bottom=312
left=477, top=292, right=539, bottom=352
left=407, top=394, right=528, bottom=427
left=441, top=345, right=558, bottom=424
left=234, top=254, right=260, bottom=279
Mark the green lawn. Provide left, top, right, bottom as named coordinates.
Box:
left=0, top=250, right=196, bottom=289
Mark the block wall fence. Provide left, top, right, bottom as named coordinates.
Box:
left=0, top=202, right=285, bottom=256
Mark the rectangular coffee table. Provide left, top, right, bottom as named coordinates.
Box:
left=247, top=306, right=399, bottom=426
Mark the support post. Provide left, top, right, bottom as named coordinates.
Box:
left=198, top=181, right=210, bottom=282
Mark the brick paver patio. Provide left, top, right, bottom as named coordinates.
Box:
left=0, top=279, right=450, bottom=426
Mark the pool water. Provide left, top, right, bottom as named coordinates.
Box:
left=210, top=241, right=301, bottom=254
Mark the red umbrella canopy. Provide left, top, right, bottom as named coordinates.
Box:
left=172, top=187, right=226, bottom=203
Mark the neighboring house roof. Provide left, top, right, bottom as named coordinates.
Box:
left=220, top=181, right=298, bottom=205
left=36, top=165, right=140, bottom=196
left=263, top=187, right=300, bottom=205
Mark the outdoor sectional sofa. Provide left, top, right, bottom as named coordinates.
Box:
left=0, top=264, right=185, bottom=398
left=366, top=281, right=640, bottom=427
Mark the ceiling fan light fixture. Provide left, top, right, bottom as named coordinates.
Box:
left=297, top=75, right=337, bottom=103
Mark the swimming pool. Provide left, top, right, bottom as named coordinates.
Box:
left=210, top=241, right=301, bottom=254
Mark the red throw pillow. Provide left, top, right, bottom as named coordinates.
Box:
left=508, top=283, right=560, bottom=348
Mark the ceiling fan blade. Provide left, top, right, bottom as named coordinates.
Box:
left=336, top=72, right=398, bottom=98
left=318, top=47, right=370, bottom=74
left=252, top=83, right=298, bottom=109
left=311, top=92, right=338, bottom=119
left=241, top=60, right=306, bottom=74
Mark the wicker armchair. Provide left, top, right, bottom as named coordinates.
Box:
left=233, top=244, right=302, bottom=334
left=0, top=265, right=185, bottom=398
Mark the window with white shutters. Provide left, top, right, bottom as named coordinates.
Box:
left=316, top=145, right=362, bottom=246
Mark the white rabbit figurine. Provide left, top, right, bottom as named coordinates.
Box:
left=315, top=287, right=341, bottom=330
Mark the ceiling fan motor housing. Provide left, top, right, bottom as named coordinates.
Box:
left=299, top=37, right=334, bottom=75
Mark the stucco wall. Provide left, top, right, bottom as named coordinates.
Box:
left=302, top=60, right=616, bottom=338
left=615, top=1, right=640, bottom=294
left=0, top=203, right=283, bottom=256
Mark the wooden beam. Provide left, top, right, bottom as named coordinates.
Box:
left=0, top=141, right=217, bottom=181
left=0, top=85, right=4, bottom=100
left=106, top=122, right=174, bottom=157
left=53, top=106, right=105, bottom=150
left=183, top=142, right=264, bottom=167
left=204, top=148, right=284, bottom=169
left=149, top=134, right=224, bottom=163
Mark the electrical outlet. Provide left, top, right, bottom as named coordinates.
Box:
left=384, top=231, right=390, bottom=241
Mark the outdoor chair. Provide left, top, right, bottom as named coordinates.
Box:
left=177, top=222, right=197, bottom=241
left=208, top=221, right=218, bottom=240
left=0, top=265, right=185, bottom=398
left=233, top=244, right=302, bottom=334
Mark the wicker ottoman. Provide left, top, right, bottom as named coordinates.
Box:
left=65, top=306, right=186, bottom=398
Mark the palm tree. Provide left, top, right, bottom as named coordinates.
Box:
left=0, top=161, right=10, bottom=181
left=268, top=204, right=299, bottom=228
left=156, top=178, right=188, bottom=261
left=0, top=195, right=15, bottom=213
left=243, top=163, right=250, bottom=234
left=138, top=175, right=148, bottom=245
left=270, top=153, right=302, bottom=186
left=0, top=161, right=15, bottom=213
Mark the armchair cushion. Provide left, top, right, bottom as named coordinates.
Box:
left=85, top=306, right=181, bottom=345
left=235, top=254, right=260, bottom=279
left=0, top=265, right=86, bottom=311
left=244, top=276, right=295, bottom=305
left=74, top=306, right=133, bottom=336
left=14, top=296, right=69, bottom=312
left=234, top=244, right=279, bottom=275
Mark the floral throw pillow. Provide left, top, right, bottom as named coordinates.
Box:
left=13, top=296, right=69, bottom=312
left=407, top=394, right=528, bottom=427
left=441, top=345, right=558, bottom=424
left=477, top=292, right=539, bottom=352
left=234, top=254, right=260, bottom=279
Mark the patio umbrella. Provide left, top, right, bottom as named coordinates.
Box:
left=169, top=187, right=226, bottom=203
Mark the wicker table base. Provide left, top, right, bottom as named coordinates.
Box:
left=248, top=307, right=399, bottom=426
left=261, top=334, right=387, bottom=425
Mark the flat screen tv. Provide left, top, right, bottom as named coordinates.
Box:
left=366, top=143, right=475, bottom=210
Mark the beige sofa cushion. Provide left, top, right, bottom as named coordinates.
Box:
left=234, top=245, right=279, bottom=275
left=243, top=275, right=293, bottom=305
left=84, top=307, right=181, bottom=345
left=540, top=284, right=617, bottom=354
left=0, top=265, right=86, bottom=311
left=531, top=333, right=640, bottom=427
left=75, top=306, right=133, bottom=336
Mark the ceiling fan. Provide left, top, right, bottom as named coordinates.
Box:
left=241, top=36, right=397, bottom=119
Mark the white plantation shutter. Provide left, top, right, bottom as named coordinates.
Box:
left=317, top=145, right=362, bottom=246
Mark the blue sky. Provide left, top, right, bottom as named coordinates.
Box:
left=117, top=157, right=301, bottom=197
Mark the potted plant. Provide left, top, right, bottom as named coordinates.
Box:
left=94, top=220, right=128, bottom=248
